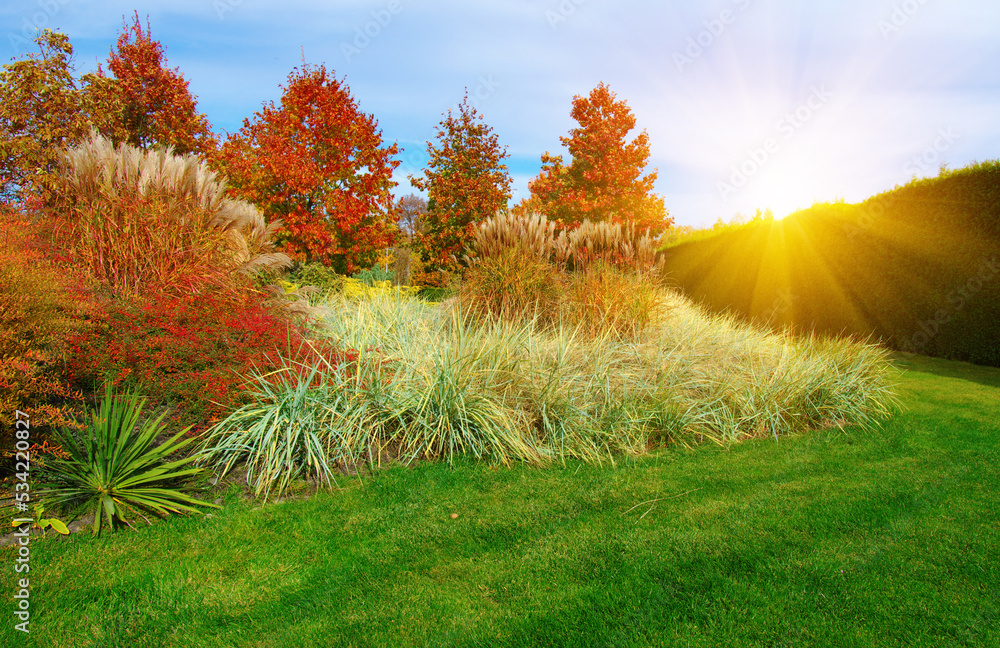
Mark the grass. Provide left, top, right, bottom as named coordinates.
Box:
left=188, top=287, right=898, bottom=500
left=2, top=352, right=998, bottom=646
left=306, top=288, right=897, bottom=462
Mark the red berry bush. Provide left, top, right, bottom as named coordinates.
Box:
left=63, top=290, right=316, bottom=430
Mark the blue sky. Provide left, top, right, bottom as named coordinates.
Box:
left=3, top=0, right=999, bottom=228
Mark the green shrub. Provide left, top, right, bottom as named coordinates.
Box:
left=352, top=265, right=394, bottom=286
left=287, top=261, right=344, bottom=298
left=43, top=382, right=218, bottom=534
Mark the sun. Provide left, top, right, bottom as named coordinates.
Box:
left=720, top=134, right=855, bottom=221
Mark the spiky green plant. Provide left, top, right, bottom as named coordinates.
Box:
left=43, top=382, right=217, bottom=534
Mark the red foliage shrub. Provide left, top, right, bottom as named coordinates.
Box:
left=0, top=208, right=86, bottom=458
left=62, top=289, right=329, bottom=431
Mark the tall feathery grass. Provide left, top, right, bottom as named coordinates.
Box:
left=51, top=131, right=290, bottom=297
left=460, top=212, right=667, bottom=338
left=200, top=287, right=900, bottom=496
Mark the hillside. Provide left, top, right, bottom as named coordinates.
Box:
left=660, top=161, right=1000, bottom=366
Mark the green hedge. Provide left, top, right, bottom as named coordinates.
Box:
left=660, top=161, right=1000, bottom=367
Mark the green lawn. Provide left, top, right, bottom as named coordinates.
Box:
left=3, top=353, right=998, bottom=647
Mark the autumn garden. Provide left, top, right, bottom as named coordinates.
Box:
left=2, top=16, right=998, bottom=648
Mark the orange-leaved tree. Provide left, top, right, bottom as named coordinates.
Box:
left=0, top=30, right=89, bottom=206
left=410, top=93, right=511, bottom=271
left=521, top=82, right=671, bottom=235
left=82, top=12, right=215, bottom=156
left=217, top=63, right=400, bottom=273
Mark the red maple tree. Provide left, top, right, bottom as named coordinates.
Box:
left=410, top=93, right=511, bottom=271
left=217, top=63, right=400, bottom=273
left=83, top=12, right=215, bottom=155
left=521, top=82, right=671, bottom=235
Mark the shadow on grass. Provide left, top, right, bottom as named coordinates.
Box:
left=890, top=352, right=1000, bottom=389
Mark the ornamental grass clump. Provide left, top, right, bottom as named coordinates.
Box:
left=197, top=355, right=348, bottom=499
left=200, top=259, right=900, bottom=494
left=560, top=261, right=667, bottom=340
left=457, top=247, right=561, bottom=326
left=309, top=288, right=899, bottom=463
left=461, top=211, right=666, bottom=339
left=52, top=131, right=290, bottom=298
left=468, top=211, right=659, bottom=272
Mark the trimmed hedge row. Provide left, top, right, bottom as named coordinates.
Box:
left=660, top=161, right=1000, bottom=367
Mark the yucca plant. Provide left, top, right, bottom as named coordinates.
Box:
left=43, top=382, right=217, bottom=535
